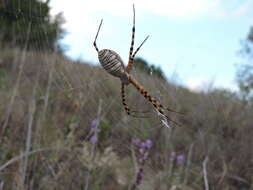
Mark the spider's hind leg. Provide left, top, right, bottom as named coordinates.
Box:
left=157, top=109, right=181, bottom=127
left=129, top=76, right=182, bottom=126
left=121, top=83, right=150, bottom=118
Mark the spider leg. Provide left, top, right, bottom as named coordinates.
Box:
left=125, top=4, right=136, bottom=73
left=121, top=83, right=150, bottom=117
left=165, top=115, right=181, bottom=126
left=121, top=83, right=131, bottom=115
left=130, top=114, right=150, bottom=118
left=129, top=76, right=181, bottom=126
left=125, top=5, right=149, bottom=73
left=93, top=19, right=103, bottom=52
left=132, top=35, right=149, bottom=59
left=166, top=107, right=184, bottom=115
left=126, top=35, right=149, bottom=73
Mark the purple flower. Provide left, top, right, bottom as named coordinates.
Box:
left=132, top=138, right=141, bottom=145
left=131, top=138, right=152, bottom=189
left=88, top=118, right=100, bottom=145
left=145, top=139, right=153, bottom=149
left=138, top=157, right=144, bottom=163
left=139, top=147, right=145, bottom=154
left=91, top=119, right=99, bottom=128
left=134, top=169, right=139, bottom=174
left=140, top=142, right=146, bottom=149
left=176, top=154, right=185, bottom=165
left=89, top=135, right=98, bottom=145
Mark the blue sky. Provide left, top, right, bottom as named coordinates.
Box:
left=50, top=0, right=253, bottom=91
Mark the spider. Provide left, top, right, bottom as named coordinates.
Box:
left=93, top=5, right=181, bottom=126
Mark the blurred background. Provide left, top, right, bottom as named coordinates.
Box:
left=0, top=0, right=253, bottom=189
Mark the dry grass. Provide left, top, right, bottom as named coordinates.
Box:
left=0, top=48, right=252, bottom=190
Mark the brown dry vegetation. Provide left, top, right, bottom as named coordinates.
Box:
left=0, top=48, right=253, bottom=190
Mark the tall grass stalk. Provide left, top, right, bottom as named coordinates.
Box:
left=203, top=156, right=209, bottom=190
left=183, top=143, right=194, bottom=185
left=85, top=99, right=102, bottom=190
left=0, top=180, right=3, bottom=190
left=166, top=128, right=174, bottom=187
left=22, top=72, right=39, bottom=187
left=35, top=54, right=54, bottom=146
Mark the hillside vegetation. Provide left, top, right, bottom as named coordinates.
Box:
left=0, top=48, right=252, bottom=190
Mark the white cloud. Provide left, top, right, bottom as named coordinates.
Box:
left=136, top=0, right=221, bottom=18
left=210, top=0, right=253, bottom=19
left=185, top=77, right=239, bottom=92
left=50, top=0, right=222, bottom=20
left=185, top=77, right=211, bottom=92
left=233, top=0, right=252, bottom=17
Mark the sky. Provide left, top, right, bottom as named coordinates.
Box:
left=49, top=0, right=253, bottom=91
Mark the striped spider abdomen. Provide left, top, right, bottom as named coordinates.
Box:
left=93, top=5, right=182, bottom=126
left=98, top=49, right=130, bottom=85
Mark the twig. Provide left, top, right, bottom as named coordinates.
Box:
left=203, top=156, right=209, bottom=190
left=0, top=147, right=64, bottom=171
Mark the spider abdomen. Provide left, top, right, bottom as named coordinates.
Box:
left=98, top=49, right=130, bottom=84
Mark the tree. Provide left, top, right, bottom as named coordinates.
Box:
left=0, top=0, right=65, bottom=52
left=134, top=58, right=166, bottom=80
left=236, top=26, right=253, bottom=101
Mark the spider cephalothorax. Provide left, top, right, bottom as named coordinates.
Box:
left=93, top=5, right=181, bottom=126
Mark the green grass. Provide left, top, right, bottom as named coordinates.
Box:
left=0, top=48, right=252, bottom=190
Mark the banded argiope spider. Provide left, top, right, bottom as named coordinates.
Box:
left=93, top=5, right=181, bottom=126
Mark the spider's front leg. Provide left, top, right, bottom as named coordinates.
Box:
left=125, top=4, right=149, bottom=74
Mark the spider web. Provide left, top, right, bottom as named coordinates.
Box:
left=0, top=0, right=253, bottom=190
